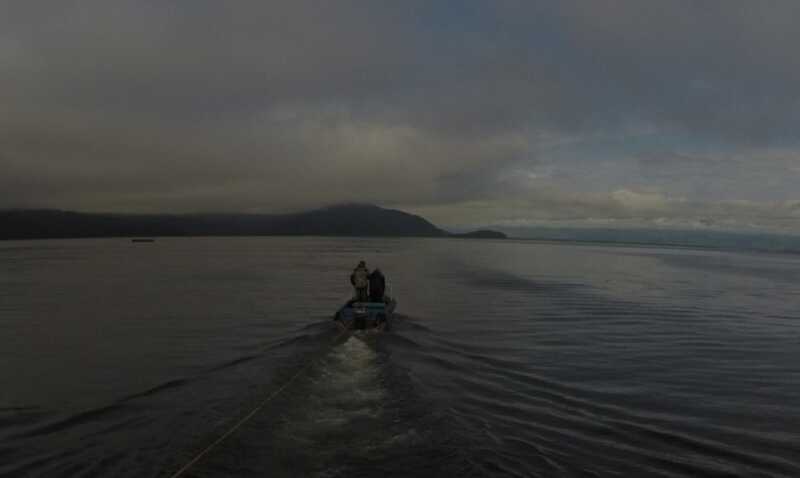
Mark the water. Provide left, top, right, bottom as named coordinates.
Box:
left=498, top=227, right=800, bottom=255
left=1, top=237, right=799, bottom=477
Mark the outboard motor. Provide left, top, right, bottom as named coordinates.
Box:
left=352, top=303, right=368, bottom=329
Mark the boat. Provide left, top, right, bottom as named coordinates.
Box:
left=334, top=297, right=396, bottom=330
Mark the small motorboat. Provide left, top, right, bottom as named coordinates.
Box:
left=334, top=297, right=396, bottom=330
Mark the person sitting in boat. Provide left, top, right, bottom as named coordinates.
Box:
left=350, top=260, right=370, bottom=302
left=368, top=268, right=386, bottom=302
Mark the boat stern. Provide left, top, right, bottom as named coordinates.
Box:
left=336, top=300, right=394, bottom=329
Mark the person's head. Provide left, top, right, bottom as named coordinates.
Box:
left=358, top=260, right=366, bottom=268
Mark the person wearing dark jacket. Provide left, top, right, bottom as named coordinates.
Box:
left=368, top=268, right=386, bottom=302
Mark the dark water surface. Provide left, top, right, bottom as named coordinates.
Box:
left=1, top=237, right=799, bottom=477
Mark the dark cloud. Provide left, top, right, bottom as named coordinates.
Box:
left=1, top=1, right=799, bottom=230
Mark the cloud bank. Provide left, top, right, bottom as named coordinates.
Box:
left=2, top=1, right=799, bottom=232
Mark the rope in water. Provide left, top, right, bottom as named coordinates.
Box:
left=168, top=325, right=350, bottom=478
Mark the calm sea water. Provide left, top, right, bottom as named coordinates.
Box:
left=1, top=237, right=799, bottom=477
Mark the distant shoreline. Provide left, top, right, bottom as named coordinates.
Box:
left=4, top=233, right=800, bottom=257
left=0, top=205, right=505, bottom=241
left=5, top=205, right=800, bottom=255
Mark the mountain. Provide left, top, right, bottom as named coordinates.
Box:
left=0, top=204, right=448, bottom=240
left=269, top=204, right=446, bottom=237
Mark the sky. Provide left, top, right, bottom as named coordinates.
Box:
left=2, top=1, right=800, bottom=232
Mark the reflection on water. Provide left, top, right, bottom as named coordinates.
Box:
left=1, top=237, right=799, bottom=477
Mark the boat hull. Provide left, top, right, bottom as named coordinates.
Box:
left=334, top=299, right=396, bottom=330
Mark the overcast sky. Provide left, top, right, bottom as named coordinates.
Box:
left=2, top=1, right=800, bottom=232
